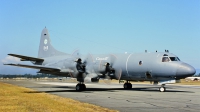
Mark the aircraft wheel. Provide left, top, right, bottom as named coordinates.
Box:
left=127, top=83, right=132, bottom=89
left=123, top=83, right=128, bottom=89
left=159, top=87, right=166, bottom=92
left=76, top=84, right=82, bottom=91
left=81, top=84, right=86, bottom=91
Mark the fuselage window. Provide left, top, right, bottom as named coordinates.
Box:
left=170, top=57, right=180, bottom=61
left=139, top=61, right=142, bottom=65
left=162, top=57, right=170, bottom=62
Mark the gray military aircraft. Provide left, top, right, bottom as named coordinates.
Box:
left=4, top=27, right=196, bottom=92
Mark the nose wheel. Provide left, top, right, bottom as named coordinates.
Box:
left=159, top=84, right=166, bottom=92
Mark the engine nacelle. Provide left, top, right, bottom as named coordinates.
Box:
left=84, top=77, right=99, bottom=83
left=91, top=77, right=99, bottom=82
left=84, top=73, right=99, bottom=83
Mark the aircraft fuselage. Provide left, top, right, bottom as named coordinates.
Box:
left=41, top=52, right=195, bottom=82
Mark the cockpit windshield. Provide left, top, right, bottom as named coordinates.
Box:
left=162, top=57, right=180, bottom=62
left=170, top=57, right=180, bottom=61
left=162, top=57, right=170, bottom=62
left=162, top=54, right=180, bottom=62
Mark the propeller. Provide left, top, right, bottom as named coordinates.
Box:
left=101, top=63, right=115, bottom=78
left=99, top=54, right=118, bottom=84
left=72, top=50, right=92, bottom=74
left=73, top=53, right=120, bottom=84
left=74, top=53, right=95, bottom=82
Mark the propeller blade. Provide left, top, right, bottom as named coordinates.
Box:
left=103, top=75, right=111, bottom=85
left=109, top=54, right=117, bottom=66
left=71, top=49, right=81, bottom=58
left=84, top=53, right=94, bottom=66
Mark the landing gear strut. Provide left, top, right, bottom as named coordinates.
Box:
left=159, top=84, right=166, bottom=92
left=76, top=82, right=86, bottom=91
left=123, top=81, right=132, bottom=89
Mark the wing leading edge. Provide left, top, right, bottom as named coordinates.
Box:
left=8, top=54, right=44, bottom=64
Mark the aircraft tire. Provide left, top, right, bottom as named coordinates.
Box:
left=127, top=83, right=132, bottom=89
left=159, top=87, right=166, bottom=92
left=123, top=83, right=128, bottom=89
left=76, top=84, right=82, bottom=91
left=81, top=84, right=86, bottom=91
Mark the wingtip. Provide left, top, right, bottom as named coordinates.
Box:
left=8, top=54, right=13, bottom=56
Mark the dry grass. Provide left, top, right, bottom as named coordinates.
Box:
left=0, top=82, right=118, bottom=112
left=177, top=79, right=200, bottom=85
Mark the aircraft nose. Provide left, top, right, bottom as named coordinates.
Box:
left=176, top=63, right=196, bottom=79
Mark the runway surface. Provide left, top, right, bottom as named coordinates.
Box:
left=1, top=79, right=200, bottom=112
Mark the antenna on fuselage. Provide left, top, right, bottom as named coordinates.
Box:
left=165, top=50, right=169, bottom=53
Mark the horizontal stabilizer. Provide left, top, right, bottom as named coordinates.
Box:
left=8, top=54, right=44, bottom=64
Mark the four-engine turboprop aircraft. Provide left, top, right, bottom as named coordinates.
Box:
left=4, top=27, right=196, bottom=92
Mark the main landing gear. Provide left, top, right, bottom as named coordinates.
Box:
left=159, top=84, right=166, bottom=92
left=76, top=82, right=86, bottom=91
left=123, top=81, right=132, bottom=89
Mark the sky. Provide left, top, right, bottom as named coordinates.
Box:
left=0, top=0, right=200, bottom=74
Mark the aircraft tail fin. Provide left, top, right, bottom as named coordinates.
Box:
left=38, top=27, right=67, bottom=58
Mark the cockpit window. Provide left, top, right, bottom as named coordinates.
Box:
left=162, top=57, right=170, bottom=62
left=170, top=57, right=180, bottom=61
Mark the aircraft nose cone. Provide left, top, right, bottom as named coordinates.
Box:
left=176, top=63, right=196, bottom=79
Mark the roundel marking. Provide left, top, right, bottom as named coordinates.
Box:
left=44, top=39, right=48, bottom=45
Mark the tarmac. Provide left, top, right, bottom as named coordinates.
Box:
left=1, top=79, right=200, bottom=112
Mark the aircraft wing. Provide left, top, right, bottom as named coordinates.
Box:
left=8, top=54, right=44, bottom=62
left=4, top=63, right=60, bottom=72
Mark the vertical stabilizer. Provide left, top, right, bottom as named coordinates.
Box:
left=38, top=27, right=67, bottom=58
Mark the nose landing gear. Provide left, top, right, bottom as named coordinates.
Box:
left=159, top=84, right=166, bottom=92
